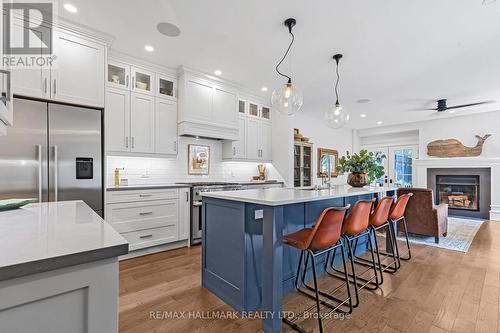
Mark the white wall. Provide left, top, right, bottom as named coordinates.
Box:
left=357, top=111, right=500, bottom=158
left=356, top=110, right=500, bottom=220
left=107, top=136, right=283, bottom=187
left=272, top=111, right=354, bottom=187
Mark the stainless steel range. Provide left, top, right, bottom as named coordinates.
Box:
left=176, top=182, right=244, bottom=245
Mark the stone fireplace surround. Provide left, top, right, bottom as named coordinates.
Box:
left=427, top=168, right=490, bottom=219
left=415, top=157, right=500, bottom=221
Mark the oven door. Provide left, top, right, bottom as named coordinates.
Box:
left=191, top=200, right=203, bottom=244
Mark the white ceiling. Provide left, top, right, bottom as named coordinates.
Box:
left=59, top=0, right=500, bottom=129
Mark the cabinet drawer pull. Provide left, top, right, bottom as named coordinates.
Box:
left=139, top=194, right=152, bottom=198
left=139, top=211, right=153, bottom=216
left=139, top=234, right=153, bottom=239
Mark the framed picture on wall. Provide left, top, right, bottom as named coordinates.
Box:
left=188, top=144, right=210, bottom=175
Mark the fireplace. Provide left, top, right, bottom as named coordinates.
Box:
left=427, top=168, right=491, bottom=219
left=436, top=175, right=479, bottom=211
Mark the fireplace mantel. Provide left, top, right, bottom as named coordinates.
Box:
left=415, top=157, right=500, bottom=167
left=414, top=157, right=500, bottom=221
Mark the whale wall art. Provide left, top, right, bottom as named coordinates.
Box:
left=427, top=134, right=492, bottom=158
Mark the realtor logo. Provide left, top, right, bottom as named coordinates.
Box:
left=3, top=3, right=53, bottom=55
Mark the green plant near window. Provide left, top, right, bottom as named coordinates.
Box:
left=337, top=150, right=386, bottom=186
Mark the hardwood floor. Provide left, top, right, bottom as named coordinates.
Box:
left=119, top=221, right=500, bottom=333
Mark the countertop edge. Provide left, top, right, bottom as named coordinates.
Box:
left=201, top=188, right=398, bottom=206
left=107, top=184, right=191, bottom=191
left=0, top=243, right=129, bottom=282
left=106, top=182, right=284, bottom=191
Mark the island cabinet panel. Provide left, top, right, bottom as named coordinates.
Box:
left=202, top=198, right=246, bottom=311
left=0, top=258, right=119, bottom=333
left=202, top=195, right=373, bottom=313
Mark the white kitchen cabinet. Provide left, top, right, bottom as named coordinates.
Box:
left=105, top=57, right=178, bottom=156
left=105, top=87, right=130, bottom=152
left=10, top=16, right=50, bottom=100
left=260, top=120, right=272, bottom=161
left=260, top=105, right=271, bottom=120
left=131, top=66, right=154, bottom=96
left=178, top=188, right=190, bottom=241
left=51, top=30, right=105, bottom=107
left=130, top=92, right=155, bottom=153
left=156, top=73, right=176, bottom=100
left=155, top=98, right=178, bottom=155
left=0, top=5, right=13, bottom=129
left=106, top=188, right=190, bottom=252
left=243, top=117, right=272, bottom=162
left=107, top=60, right=130, bottom=90
left=222, top=115, right=246, bottom=159
left=246, top=116, right=260, bottom=160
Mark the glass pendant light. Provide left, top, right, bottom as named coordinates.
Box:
left=325, top=54, right=349, bottom=129
left=271, top=18, right=303, bottom=116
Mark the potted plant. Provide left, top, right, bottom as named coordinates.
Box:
left=337, top=150, right=386, bottom=187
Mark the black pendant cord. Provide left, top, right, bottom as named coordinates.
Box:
left=335, top=61, right=340, bottom=105
left=275, top=30, right=294, bottom=84
left=333, top=54, right=343, bottom=105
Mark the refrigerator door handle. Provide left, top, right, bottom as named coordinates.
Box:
left=37, top=144, right=42, bottom=202
left=53, top=145, right=58, bottom=202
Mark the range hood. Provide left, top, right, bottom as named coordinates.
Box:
left=178, top=121, right=238, bottom=141
left=177, top=67, right=240, bottom=141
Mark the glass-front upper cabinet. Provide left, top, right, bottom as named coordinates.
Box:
left=249, top=102, right=259, bottom=117
left=260, top=106, right=271, bottom=120
left=131, top=66, right=154, bottom=95
left=156, top=73, right=176, bottom=100
left=107, top=60, right=130, bottom=89
left=239, top=100, right=246, bottom=114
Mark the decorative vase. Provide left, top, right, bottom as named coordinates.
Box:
left=347, top=172, right=369, bottom=187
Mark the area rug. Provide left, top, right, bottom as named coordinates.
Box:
left=379, top=217, right=484, bottom=253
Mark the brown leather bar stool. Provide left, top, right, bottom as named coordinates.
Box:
left=388, top=193, right=414, bottom=266
left=282, top=205, right=351, bottom=333
left=327, top=199, right=378, bottom=308
left=353, top=196, right=399, bottom=279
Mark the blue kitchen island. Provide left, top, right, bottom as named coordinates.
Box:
left=201, top=185, right=397, bottom=333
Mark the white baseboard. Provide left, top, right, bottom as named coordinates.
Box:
left=119, top=239, right=190, bottom=261
left=490, top=212, right=500, bottom=222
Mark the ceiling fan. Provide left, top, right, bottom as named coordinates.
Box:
left=423, top=99, right=495, bottom=113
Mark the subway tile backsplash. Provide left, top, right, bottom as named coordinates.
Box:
left=106, top=136, right=283, bottom=187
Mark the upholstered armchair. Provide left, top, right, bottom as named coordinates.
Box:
left=396, top=188, right=448, bottom=243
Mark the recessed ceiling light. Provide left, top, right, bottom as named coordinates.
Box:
left=357, top=99, right=371, bottom=104
left=63, top=3, right=78, bottom=13
left=377, top=121, right=383, bottom=125
left=261, top=87, right=268, bottom=92
left=360, top=114, right=367, bottom=118
left=157, top=22, right=181, bottom=37
left=449, top=110, right=456, bottom=114
left=214, top=70, right=222, bottom=76
left=144, top=45, right=154, bottom=52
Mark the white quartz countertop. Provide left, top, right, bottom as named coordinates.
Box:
left=201, top=185, right=398, bottom=206
left=0, top=200, right=128, bottom=281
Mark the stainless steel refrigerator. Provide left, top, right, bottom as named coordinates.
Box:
left=0, top=97, right=103, bottom=215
